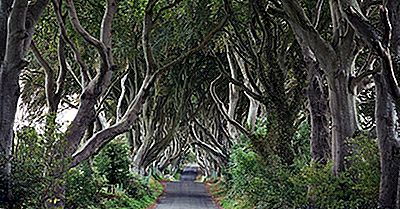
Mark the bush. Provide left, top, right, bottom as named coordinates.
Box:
left=65, top=162, right=104, bottom=208
left=94, top=140, right=131, bottom=186
left=8, top=126, right=162, bottom=209
left=227, top=140, right=307, bottom=209
left=297, top=134, right=379, bottom=208
left=103, top=177, right=163, bottom=209
left=217, top=121, right=380, bottom=209
left=124, top=173, right=149, bottom=198
left=11, top=127, right=48, bottom=208
left=10, top=121, right=69, bottom=208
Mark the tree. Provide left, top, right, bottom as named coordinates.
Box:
left=281, top=0, right=360, bottom=175
left=0, top=0, right=49, bottom=206
left=212, top=0, right=307, bottom=165
left=337, top=0, right=400, bottom=206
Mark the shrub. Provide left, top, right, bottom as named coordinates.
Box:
left=8, top=126, right=162, bottom=209
left=65, top=161, right=104, bottom=208
left=11, top=127, right=48, bottom=208
left=10, top=121, right=68, bottom=208
left=124, top=173, right=149, bottom=198
left=219, top=121, right=379, bottom=209
left=228, top=141, right=308, bottom=209
left=94, top=140, right=131, bottom=187
left=298, top=134, right=379, bottom=208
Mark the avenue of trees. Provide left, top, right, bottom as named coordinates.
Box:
left=0, top=0, right=400, bottom=208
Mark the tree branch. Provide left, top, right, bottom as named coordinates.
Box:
left=210, top=74, right=250, bottom=136
left=281, top=0, right=337, bottom=73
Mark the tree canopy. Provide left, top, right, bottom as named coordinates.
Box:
left=1, top=0, right=400, bottom=208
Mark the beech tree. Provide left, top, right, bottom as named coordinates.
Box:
left=0, top=0, right=49, bottom=205
left=5, top=0, right=400, bottom=207
left=338, top=0, right=400, bottom=207
left=210, top=0, right=307, bottom=165
left=281, top=0, right=361, bottom=175
left=0, top=0, right=227, bottom=206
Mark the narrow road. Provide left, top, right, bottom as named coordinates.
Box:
left=155, top=166, right=219, bottom=209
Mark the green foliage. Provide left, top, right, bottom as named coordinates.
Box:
left=94, top=140, right=131, bottom=186
left=104, top=177, right=163, bottom=209
left=215, top=122, right=380, bottom=209
left=124, top=173, right=150, bottom=198
left=9, top=116, right=70, bottom=208
left=65, top=162, right=104, bottom=208
left=226, top=139, right=307, bottom=209
left=297, top=134, right=380, bottom=208
left=11, top=127, right=48, bottom=208
left=9, top=124, right=163, bottom=208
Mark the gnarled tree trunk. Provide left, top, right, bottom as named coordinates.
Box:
left=302, top=47, right=331, bottom=164
left=375, top=72, right=400, bottom=208
left=0, top=0, right=48, bottom=206
left=281, top=0, right=358, bottom=174
left=327, top=64, right=358, bottom=173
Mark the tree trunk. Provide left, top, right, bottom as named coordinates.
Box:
left=226, top=46, right=239, bottom=140
left=0, top=1, right=28, bottom=205
left=0, top=65, right=19, bottom=206
left=281, top=0, right=358, bottom=173
left=328, top=67, right=357, bottom=174
left=302, top=47, right=331, bottom=164
left=233, top=51, right=259, bottom=130
left=0, top=1, right=48, bottom=206
left=0, top=1, right=13, bottom=205
left=0, top=0, right=12, bottom=61
left=131, top=139, right=151, bottom=174
left=375, top=72, right=400, bottom=209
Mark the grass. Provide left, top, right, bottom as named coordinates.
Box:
left=101, top=177, right=164, bottom=209
left=208, top=179, right=254, bottom=209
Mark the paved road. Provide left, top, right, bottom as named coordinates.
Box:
left=155, top=166, right=219, bottom=209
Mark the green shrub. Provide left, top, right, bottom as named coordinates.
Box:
left=65, top=161, right=105, bottom=208
left=104, top=177, right=163, bottom=209
left=10, top=120, right=69, bottom=208
left=124, top=173, right=149, bottom=198
left=297, top=134, right=379, bottom=208
left=94, top=140, right=131, bottom=186
left=9, top=126, right=162, bottom=209
left=228, top=142, right=307, bottom=208
left=219, top=121, right=379, bottom=209
left=11, top=127, right=48, bottom=208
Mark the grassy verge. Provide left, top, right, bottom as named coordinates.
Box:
left=101, top=177, right=164, bottom=209
left=208, top=179, right=253, bottom=209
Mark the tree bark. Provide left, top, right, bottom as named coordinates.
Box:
left=281, top=0, right=357, bottom=174
left=302, top=47, right=331, bottom=164
left=0, top=0, right=48, bottom=205
left=233, top=51, right=259, bottom=129
left=226, top=46, right=239, bottom=140
left=338, top=2, right=400, bottom=205
left=328, top=65, right=358, bottom=174
left=0, top=0, right=12, bottom=61
left=375, top=72, right=400, bottom=208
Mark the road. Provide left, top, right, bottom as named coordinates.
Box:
left=155, top=166, right=219, bottom=209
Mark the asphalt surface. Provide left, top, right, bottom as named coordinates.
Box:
left=155, top=166, right=219, bottom=209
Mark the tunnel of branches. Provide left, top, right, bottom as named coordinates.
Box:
left=2, top=0, right=400, bottom=207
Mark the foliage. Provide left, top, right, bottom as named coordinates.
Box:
left=10, top=127, right=49, bottom=208
left=94, top=140, right=131, bottom=186
left=226, top=140, right=307, bottom=209
left=65, top=162, right=104, bottom=208
left=296, top=134, right=380, bottom=208
left=8, top=125, right=163, bottom=208
left=213, top=123, right=380, bottom=209
left=9, top=116, right=69, bottom=208
left=103, top=177, right=163, bottom=209
left=124, top=173, right=150, bottom=198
